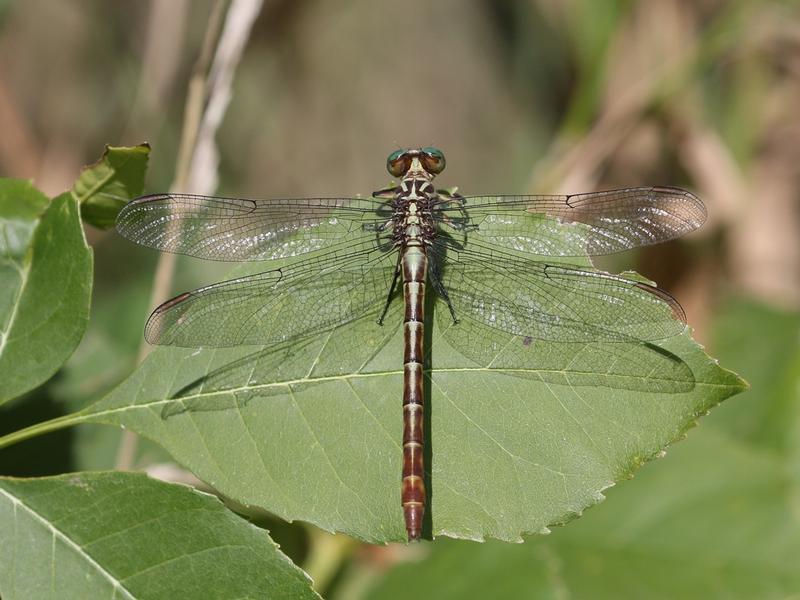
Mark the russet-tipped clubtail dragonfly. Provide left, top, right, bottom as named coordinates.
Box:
left=117, top=147, right=706, bottom=541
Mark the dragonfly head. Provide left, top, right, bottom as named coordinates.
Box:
left=386, top=147, right=446, bottom=179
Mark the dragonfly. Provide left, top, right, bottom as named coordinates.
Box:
left=116, top=147, right=706, bottom=542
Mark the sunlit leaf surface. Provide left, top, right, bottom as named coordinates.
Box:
left=368, top=298, right=795, bottom=599
left=367, top=429, right=793, bottom=599
left=0, top=181, right=92, bottom=404
left=0, top=472, right=318, bottom=599
left=82, top=264, right=744, bottom=541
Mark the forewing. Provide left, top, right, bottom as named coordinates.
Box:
left=435, top=186, right=706, bottom=256
left=431, top=243, right=686, bottom=344
left=117, top=194, right=388, bottom=261
left=146, top=243, right=398, bottom=347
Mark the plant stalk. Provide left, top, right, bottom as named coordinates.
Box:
left=0, top=413, right=88, bottom=451
left=115, top=0, right=231, bottom=470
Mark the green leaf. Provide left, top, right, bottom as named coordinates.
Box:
left=79, top=282, right=744, bottom=542
left=0, top=181, right=92, bottom=404
left=0, top=471, right=318, bottom=599
left=366, top=298, right=797, bottom=599
left=366, top=429, right=797, bottom=599
left=72, top=144, right=150, bottom=230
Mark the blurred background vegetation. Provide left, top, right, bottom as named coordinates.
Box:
left=1, top=0, right=798, bottom=597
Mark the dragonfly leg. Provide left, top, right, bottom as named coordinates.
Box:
left=435, top=186, right=463, bottom=201
left=428, top=259, right=459, bottom=324
left=378, top=254, right=403, bottom=325
left=363, top=217, right=394, bottom=234
left=437, top=213, right=473, bottom=232
left=433, top=190, right=478, bottom=233
left=372, top=184, right=400, bottom=199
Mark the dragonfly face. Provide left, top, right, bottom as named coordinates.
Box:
left=386, top=147, right=446, bottom=178
left=117, top=148, right=706, bottom=542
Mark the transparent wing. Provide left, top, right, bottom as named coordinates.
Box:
left=146, top=242, right=398, bottom=347
left=434, top=186, right=706, bottom=257
left=431, top=242, right=686, bottom=344
left=435, top=308, right=694, bottom=393
left=117, top=194, right=389, bottom=261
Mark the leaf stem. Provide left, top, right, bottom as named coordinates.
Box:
left=0, top=412, right=88, bottom=451
left=114, top=0, right=228, bottom=470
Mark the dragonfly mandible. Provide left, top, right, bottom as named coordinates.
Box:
left=116, top=147, right=706, bottom=541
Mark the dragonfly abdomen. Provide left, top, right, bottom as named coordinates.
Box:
left=401, top=238, right=427, bottom=541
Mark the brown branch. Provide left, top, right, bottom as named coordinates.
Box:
left=115, top=0, right=264, bottom=470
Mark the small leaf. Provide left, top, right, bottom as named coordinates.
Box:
left=0, top=472, right=318, bottom=599
left=81, top=274, right=745, bottom=542
left=73, top=144, right=150, bottom=230
left=0, top=181, right=92, bottom=404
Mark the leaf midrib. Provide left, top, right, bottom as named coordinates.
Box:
left=71, top=152, right=134, bottom=204
left=0, top=239, right=32, bottom=357
left=114, top=364, right=732, bottom=402
left=86, top=365, right=737, bottom=428
left=0, top=486, right=136, bottom=600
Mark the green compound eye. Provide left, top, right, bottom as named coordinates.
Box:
left=387, top=149, right=405, bottom=162
left=386, top=149, right=410, bottom=177
left=420, top=147, right=446, bottom=174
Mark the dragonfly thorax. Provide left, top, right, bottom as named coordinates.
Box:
left=391, top=177, right=437, bottom=249
left=400, top=175, right=435, bottom=199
